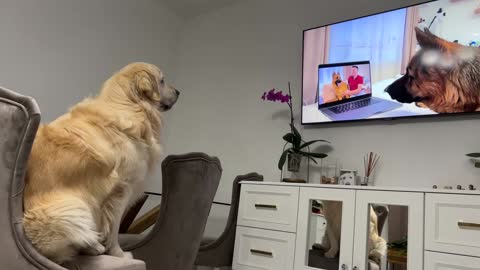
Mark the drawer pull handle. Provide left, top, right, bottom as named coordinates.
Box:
left=254, top=204, right=277, bottom=210
left=458, top=221, right=480, bottom=229
left=250, top=249, right=273, bottom=257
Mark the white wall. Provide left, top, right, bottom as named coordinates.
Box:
left=0, top=0, right=183, bottom=195
left=165, top=0, right=480, bottom=212
left=0, top=0, right=182, bottom=122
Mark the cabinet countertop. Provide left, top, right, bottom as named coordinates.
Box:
left=240, top=181, right=480, bottom=195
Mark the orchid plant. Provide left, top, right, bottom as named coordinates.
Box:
left=261, top=82, right=329, bottom=171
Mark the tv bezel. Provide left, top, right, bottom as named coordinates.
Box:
left=300, top=0, right=479, bottom=125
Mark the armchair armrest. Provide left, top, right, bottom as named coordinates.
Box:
left=127, top=205, right=161, bottom=234
left=119, top=194, right=149, bottom=233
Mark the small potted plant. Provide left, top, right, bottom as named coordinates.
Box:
left=262, top=82, right=329, bottom=182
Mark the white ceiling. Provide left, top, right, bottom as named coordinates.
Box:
left=160, top=0, right=238, bottom=19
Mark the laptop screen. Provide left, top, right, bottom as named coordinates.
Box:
left=317, top=61, right=372, bottom=108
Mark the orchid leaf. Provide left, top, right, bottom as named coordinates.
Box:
left=299, top=139, right=330, bottom=149
left=283, top=133, right=295, bottom=144
left=298, top=151, right=328, bottom=159
left=283, top=133, right=294, bottom=143
left=290, top=124, right=302, bottom=148
left=307, top=156, right=318, bottom=164
left=278, top=148, right=291, bottom=170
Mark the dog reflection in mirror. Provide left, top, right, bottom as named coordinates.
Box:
left=386, top=27, right=480, bottom=113
left=320, top=202, right=386, bottom=262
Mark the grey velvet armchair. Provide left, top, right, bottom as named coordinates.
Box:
left=120, top=153, right=222, bottom=270
left=1, top=87, right=146, bottom=270
left=195, top=172, right=263, bottom=268
left=0, top=86, right=62, bottom=270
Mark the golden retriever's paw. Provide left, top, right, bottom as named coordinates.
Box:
left=324, top=249, right=338, bottom=258
left=82, top=242, right=106, bottom=256
left=123, top=252, right=134, bottom=260
left=107, top=245, right=126, bottom=258
left=107, top=246, right=134, bottom=259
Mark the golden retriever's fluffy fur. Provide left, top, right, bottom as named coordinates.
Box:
left=23, top=62, right=179, bottom=263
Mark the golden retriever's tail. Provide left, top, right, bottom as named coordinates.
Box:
left=23, top=196, right=105, bottom=264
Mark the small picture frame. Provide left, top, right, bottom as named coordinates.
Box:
left=339, top=169, right=357, bottom=185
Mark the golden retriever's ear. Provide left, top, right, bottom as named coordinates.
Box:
left=135, top=71, right=160, bottom=101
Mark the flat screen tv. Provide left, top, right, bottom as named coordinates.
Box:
left=301, top=0, right=480, bottom=124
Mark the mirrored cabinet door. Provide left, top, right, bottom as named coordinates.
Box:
left=295, top=188, right=356, bottom=270
left=352, top=191, right=424, bottom=270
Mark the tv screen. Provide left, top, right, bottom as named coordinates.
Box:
left=301, top=0, right=480, bottom=124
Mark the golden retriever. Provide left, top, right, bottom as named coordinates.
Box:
left=23, top=62, right=179, bottom=264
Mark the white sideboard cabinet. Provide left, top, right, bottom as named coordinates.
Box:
left=232, top=182, right=480, bottom=270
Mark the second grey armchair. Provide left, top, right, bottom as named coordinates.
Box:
left=195, top=172, right=264, bottom=268
left=120, top=153, right=222, bottom=270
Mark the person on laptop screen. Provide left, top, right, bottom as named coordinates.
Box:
left=346, top=65, right=364, bottom=95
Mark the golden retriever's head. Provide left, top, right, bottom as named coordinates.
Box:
left=103, top=62, right=179, bottom=111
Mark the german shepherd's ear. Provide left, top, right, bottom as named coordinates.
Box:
left=415, top=27, right=455, bottom=51
left=135, top=70, right=160, bottom=101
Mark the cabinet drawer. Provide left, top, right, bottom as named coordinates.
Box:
left=232, top=226, right=295, bottom=270
left=238, top=184, right=299, bottom=232
left=425, top=251, right=480, bottom=269
left=425, top=194, right=480, bottom=257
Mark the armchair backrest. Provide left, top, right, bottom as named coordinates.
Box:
left=130, top=152, right=222, bottom=270
left=0, top=87, right=65, bottom=270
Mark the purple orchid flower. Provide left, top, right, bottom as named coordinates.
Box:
left=274, top=91, right=284, bottom=102
left=266, top=89, right=276, bottom=101
left=262, top=88, right=292, bottom=103
left=260, top=83, right=295, bottom=144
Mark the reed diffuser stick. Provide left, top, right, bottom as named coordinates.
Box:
left=364, top=152, right=380, bottom=178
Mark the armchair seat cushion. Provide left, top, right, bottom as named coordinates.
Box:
left=63, top=254, right=145, bottom=270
